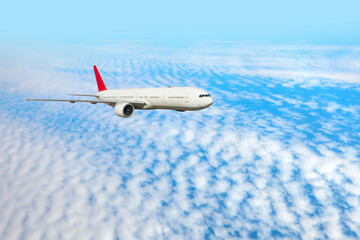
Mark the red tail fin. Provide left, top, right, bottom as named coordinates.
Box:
left=93, top=65, right=107, bottom=92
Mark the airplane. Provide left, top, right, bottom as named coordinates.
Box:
left=25, top=65, right=213, bottom=118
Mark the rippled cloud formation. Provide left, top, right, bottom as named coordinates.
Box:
left=0, top=43, right=359, bottom=239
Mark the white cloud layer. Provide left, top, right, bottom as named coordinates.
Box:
left=0, top=42, right=359, bottom=239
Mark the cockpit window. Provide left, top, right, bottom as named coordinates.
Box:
left=199, top=94, right=211, bottom=98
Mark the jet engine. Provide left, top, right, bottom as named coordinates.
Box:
left=114, top=102, right=135, bottom=118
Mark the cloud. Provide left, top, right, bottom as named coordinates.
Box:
left=0, top=42, right=359, bottom=239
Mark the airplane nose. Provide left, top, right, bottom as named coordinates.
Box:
left=207, top=97, right=213, bottom=107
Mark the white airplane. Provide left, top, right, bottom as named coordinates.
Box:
left=25, top=65, right=213, bottom=118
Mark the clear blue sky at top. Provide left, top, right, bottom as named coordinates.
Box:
left=1, top=0, right=360, bottom=45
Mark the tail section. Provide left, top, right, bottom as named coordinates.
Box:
left=93, top=65, right=107, bottom=92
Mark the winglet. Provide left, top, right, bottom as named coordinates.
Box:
left=93, top=65, right=107, bottom=92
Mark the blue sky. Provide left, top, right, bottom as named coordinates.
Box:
left=1, top=0, right=360, bottom=44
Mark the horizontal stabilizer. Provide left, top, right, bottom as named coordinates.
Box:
left=68, top=94, right=97, bottom=97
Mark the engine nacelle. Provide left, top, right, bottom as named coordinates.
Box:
left=114, top=102, right=135, bottom=118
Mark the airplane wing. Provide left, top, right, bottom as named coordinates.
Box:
left=25, top=99, right=116, bottom=104
left=24, top=99, right=148, bottom=107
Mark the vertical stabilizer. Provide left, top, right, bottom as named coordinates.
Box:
left=93, top=65, right=107, bottom=92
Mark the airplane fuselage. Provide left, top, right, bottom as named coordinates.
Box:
left=97, top=86, right=213, bottom=111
